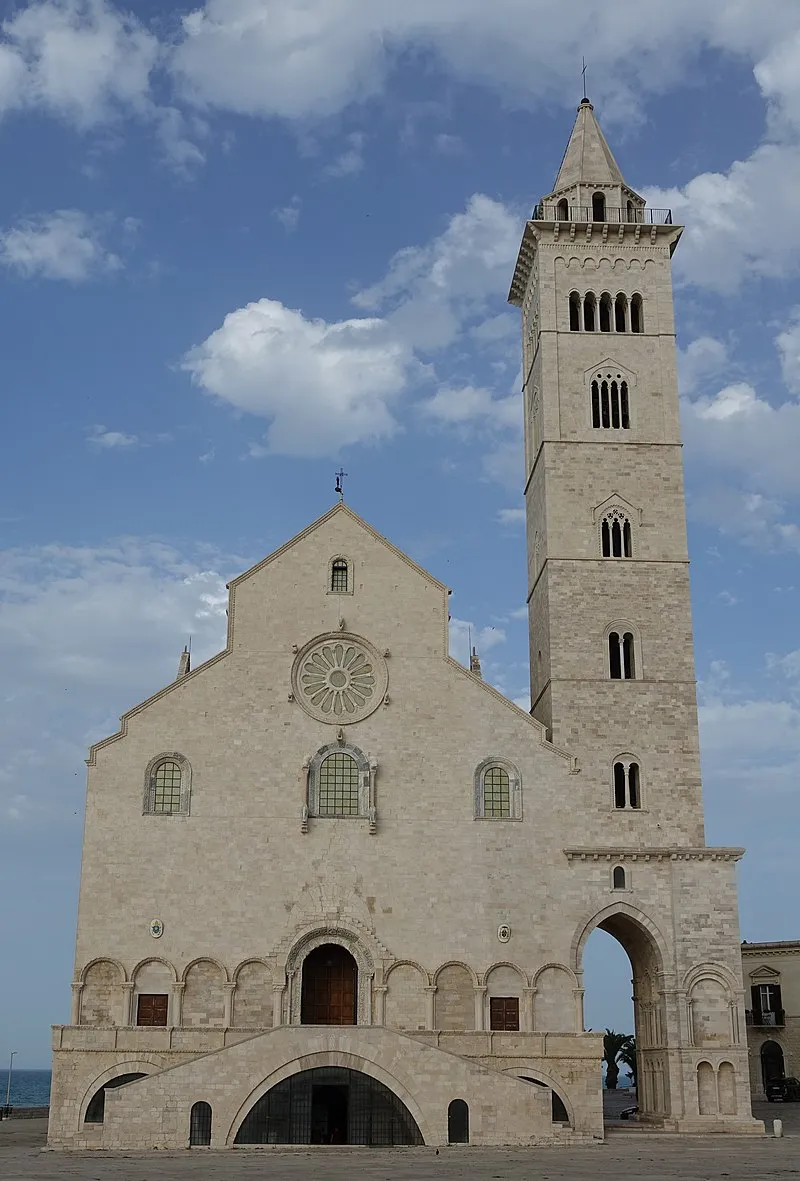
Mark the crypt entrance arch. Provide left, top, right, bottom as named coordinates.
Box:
left=574, top=903, right=671, bottom=1122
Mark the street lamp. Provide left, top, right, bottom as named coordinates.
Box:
left=5, top=1051, right=16, bottom=1110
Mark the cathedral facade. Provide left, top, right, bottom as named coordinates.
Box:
left=48, top=102, right=762, bottom=1149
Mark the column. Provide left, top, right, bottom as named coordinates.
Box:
left=572, top=987, right=585, bottom=1033
left=121, top=982, right=135, bottom=1027
left=373, top=985, right=388, bottom=1027
left=170, top=981, right=185, bottom=1028
left=424, top=985, right=437, bottom=1030
left=223, top=982, right=236, bottom=1028
left=522, top=987, right=536, bottom=1033
left=272, top=983, right=286, bottom=1028
left=363, top=973, right=374, bottom=1025
left=300, top=757, right=311, bottom=833
left=368, top=759, right=378, bottom=834
left=70, top=981, right=83, bottom=1025
left=473, top=986, right=487, bottom=1031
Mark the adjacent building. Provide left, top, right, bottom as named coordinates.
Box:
left=742, top=941, right=800, bottom=1097
left=48, top=100, right=762, bottom=1150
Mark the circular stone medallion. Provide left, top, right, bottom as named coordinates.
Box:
left=292, top=633, right=388, bottom=724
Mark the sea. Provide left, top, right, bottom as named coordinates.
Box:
left=1, top=1069, right=51, bottom=1108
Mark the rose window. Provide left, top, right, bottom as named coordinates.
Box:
left=292, top=633, right=388, bottom=724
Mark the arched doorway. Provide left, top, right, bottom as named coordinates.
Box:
left=761, top=1041, right=784, bottom=1090
left=84, top=1073, right=148, bottom=1123
left=301, top=944, right=357, bottom=1025
left=578, top=908, right=668, bottom=1122
left=447, top=1098, right=469, bottom=1143
left=233, top=1067, right=424, bottom=1145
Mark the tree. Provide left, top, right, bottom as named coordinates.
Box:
left=619, top=1036, right=638, bottom=1091
left=603, top=1029, right=633, bottom=1089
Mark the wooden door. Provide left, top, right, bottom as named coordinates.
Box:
left=136, top=993, right=168, bottom=1026
left=301, top=945, right=357, bottom=1025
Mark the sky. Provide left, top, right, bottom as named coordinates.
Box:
left=1, top=0, right=800, bottom=1068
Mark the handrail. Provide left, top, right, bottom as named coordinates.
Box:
left=533, top=204, right=673, bottom=225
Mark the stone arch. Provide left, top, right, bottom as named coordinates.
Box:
left=434, top=961, right=476, bottom=1031
left=473, top=756, right=522, bottom=820
left=181, top=958, right=228, bottom=1028
left=131, top=957, right=177, bottom=1025
left=225, top=1049, right=432, bottom=1147
left=485, top=962, right=527, bottom=1031
left=532, top=963, right=576, bottom=1032
left=573, top=903, right=671, bottom=1120
left=503, top=1067, right=575, bottom=1127
left=718, top=1061, right=737, bottom=1115
left=384, top=960, right=428, bottom=1032
left=686, top=968, right=735, bottom=1048
left=131, top=956, right=178, bottom=983
left=79, top=1059, right=159, bottom=1125
left=79, top=958, right=126, bottom=1025
left=696, top=1060, right=717, bottom=1115
left=232, top=959, right=273, bottom=1028
left=285, top=924, right=376, bottom=1026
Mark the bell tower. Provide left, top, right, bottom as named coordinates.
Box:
left=509, top=99, right=705, bottom=845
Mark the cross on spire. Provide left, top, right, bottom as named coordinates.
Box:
left=335, top=469, right=348, bottom=502
left=582, top=57, right=588, bottom=101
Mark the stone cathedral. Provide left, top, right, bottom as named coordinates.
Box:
left=49, top=101, right=762, bottom=1149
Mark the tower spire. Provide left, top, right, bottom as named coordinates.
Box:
left=553, top=99, right=625, bottom=190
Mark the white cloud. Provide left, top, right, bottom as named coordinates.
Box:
left=646, top=144, right=800, bottom=293
left=272, top=196, right=301, bottom=231
left=86, top=425, right=138, bottom=448
left=693, top=382, right=760, bottom=422
left=168, top=1, right=800, bottom=128
left=182, top=297, right=413, bottom=456
left=776, top=309, right=800, bottom=396
left=353, top=194, right=520, bottom=353
left=677, top=336, right=729, bottom=396
left=425, top=385, right=519, bottom=430
left=0, top=538, right=233, bottom=826
left=448, top=616, right=506, bottom=666
left=1, top=0, right=159, bottom=127
left=325, top=132, right=366, bottom=178
left=0, top=210, right=121, bottom=281
left=497, top=507, right=526, bottom=527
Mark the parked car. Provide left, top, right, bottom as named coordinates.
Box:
left=766, top=1077, right=800, bottom=1102
left=620, top=1106, right=639, bottom=1120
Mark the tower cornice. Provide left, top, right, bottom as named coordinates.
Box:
left=508, top=219, right=683, bottom=305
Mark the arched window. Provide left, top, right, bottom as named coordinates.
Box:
left=319, top=752, right=360, bottom=815
left=143, top=754, right=190, bottom=815
left=474, top=758, right=522, bottom=820
left=330, top=559, right=348, bottom=593
left=614, top=760, right=641, bottom=809
left=308, top=743, right=369, bottom=818
left=189, top=1101, right=212, bottom=1146
left=631, top=294, right=643, bottom=333
left=448, top=1099, right=469, bottom=1144
left=612, top=865, right=626, bottom=890
left=592, top=191, right=606, bottom=222
left=569, top=292, right=581, bottom=331
left=601, top=513, right=632, bottom=557
left=614, top=293, right=628, bottom=333
left=583, top=293, right=596, bottom=332
left=608, top=631, right=637, bottom=680
left=557, top=198, right=569, bottom=220
left=599, top=292, right=612, bottom=332
left=591, top=373, right=630, bottom=430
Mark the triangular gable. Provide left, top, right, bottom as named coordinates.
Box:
left=749, top=964, right=782, bottom=980
left=592, top=493, right=642, bottom=525
left=227, top=502, right=448, bottom=593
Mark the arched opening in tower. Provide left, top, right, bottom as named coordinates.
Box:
left=581, top=912, right=668, bottom=1125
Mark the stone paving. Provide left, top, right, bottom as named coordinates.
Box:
left=1, top=1106, right=797, bottom=1181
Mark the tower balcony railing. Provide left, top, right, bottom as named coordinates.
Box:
left=533, top=203, right=673, bottom=225
left=745, top=1008, right=785, bottom=1028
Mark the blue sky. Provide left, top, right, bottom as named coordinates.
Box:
left=2, top=0, right=800, bottom=1068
